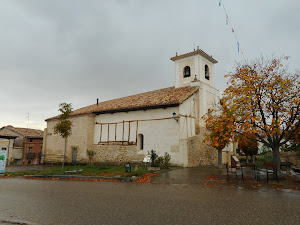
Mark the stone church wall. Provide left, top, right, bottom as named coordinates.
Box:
left=186, top=128, right=218, bottom=167
left=91, top=144, right=144, bottom=165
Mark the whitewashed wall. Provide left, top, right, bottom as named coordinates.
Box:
left=94, top=106, right=188, bottom=165
left=174, top=54, right=215, bottom=89
left=179, top=94, right=197, bottom=139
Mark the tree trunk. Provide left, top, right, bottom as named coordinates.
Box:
left=251, top=154, right=254, bottom=164
left=272, top=145, right=281, bottom=175
left=246, top=155, right=249, bottom=164
left=218, top=150, right=222, bottom=168
left=62, top=138, right=67, bottom=171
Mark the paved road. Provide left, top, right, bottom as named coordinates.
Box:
left=0, top=177, right=299, bottom=225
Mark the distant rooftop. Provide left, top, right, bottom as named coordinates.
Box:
left=2, top=126, right=44, bottom=138
left=170, top=47, right=218, bottom=64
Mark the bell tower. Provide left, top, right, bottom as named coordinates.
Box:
left=170, top=46, right=218, bottom=88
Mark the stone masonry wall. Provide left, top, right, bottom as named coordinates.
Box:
left=44, top=114, right=95, bottom=164
left=186, top=128, right=218, bottom=167
left=91, top=144, right=144, bottom=165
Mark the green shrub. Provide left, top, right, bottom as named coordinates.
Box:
left=87, top=150, right=96, bottom=164
left=154, top=152, right=171, bottom=170
left=162, top=152, right=171, bottom=169
left=155, top=156, right=164, bottom=168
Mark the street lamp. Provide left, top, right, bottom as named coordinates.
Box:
left=173, top=112, right=179, bottom=123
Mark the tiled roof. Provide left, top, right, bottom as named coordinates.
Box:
left=3, top=126, right=44, bottom=138
left=170, top=48, right=218, bottom=63
left=46, top=86, right=199, bottom=121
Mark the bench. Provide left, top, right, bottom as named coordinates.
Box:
left=265, top=162, right=279, bottom=183
left=280, top=162, right=294, bottom=174
left=293, top=167, right=300, bottom=175
left=293, top=168, right=300, bottom=181
left=226, top=156, right=244, bottom=181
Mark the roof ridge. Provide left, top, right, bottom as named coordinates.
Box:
left=97, top=86, right=177, bottom=105
left=7, top=126, right=42, bottom=131
left=3, top=126, right=44, bottom=137
left=64, top=86, right=177, bottom=113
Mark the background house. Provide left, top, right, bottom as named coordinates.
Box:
left=0, top=126, right=44, bottom=165
left=44, top=48, right=225, bottom=167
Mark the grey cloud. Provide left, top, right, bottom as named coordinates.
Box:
left=0, top=0, right=299, bottom=129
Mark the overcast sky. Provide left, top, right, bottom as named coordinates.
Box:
left=0, top=0, right=299, bottom=130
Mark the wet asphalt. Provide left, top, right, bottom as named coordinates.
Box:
left=0, top=167, right=299, bottom=225
left=151, top=167, right=225, bottom=185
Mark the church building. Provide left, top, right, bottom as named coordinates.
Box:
left=43, top=48, right=220, bottom=167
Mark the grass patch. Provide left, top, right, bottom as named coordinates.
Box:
left=5, top=165, right=148, bottom=177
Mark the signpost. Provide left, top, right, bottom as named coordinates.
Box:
left=143, top=154, right=151, bottom=176
left=0, top=149, right=7, bottom=173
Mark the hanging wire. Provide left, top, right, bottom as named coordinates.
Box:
left=219, top=0, right=246, bottom=63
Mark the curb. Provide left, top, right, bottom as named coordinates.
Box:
left=23, top=174, right=132, bottom=182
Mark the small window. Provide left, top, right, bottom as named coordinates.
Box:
left=183, top=66, right=191, bottom=78
left=138, top=134, right=144, bottom=150
left=205, top=65, right=210, bottom=80
left=30, top=139, right=33, bottom=142
left=28, top=147, right=33, bottom=153
left=1, top=147, right=6, bottom=151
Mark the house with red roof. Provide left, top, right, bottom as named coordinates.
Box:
left=44, top=48, right=220, bottom=167
left=0, top=126, right=44, bottom=165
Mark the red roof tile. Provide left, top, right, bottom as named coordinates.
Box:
left=46, top=86, right=199, bottom=121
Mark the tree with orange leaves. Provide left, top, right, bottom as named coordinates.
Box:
left=237, top=132, right=258, bottom=163
left=204, top=103, right=235, bottom=168
left=205, top=56, right=300, bottom=172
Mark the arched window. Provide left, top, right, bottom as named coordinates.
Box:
left=205, top=65, right=210, bottom=80
left=138, top=134, right=144, bottom=150
left=183, top=66, right=191, bottom=78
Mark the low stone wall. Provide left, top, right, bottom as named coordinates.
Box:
left=280, top=151, right=300, bottom=167
left=91, top=144, right=144, bottom=165
left=186, top=133, right=218, bottom=167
